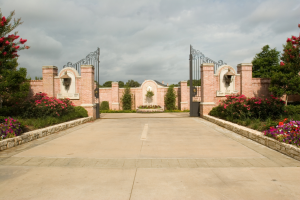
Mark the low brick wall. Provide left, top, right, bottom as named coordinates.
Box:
left=0, top=117, right=93, bottom=151
left=203, top=115, right=300, bottom=161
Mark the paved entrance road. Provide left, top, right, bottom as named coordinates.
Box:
left=0, top=113, right=299, bottom=200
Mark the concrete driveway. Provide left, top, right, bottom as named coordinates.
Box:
left=0, top=113, right=299, bottom=200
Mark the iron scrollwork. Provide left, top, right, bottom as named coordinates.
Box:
left=63, top=48, right=100, bottom=69
left=190, top=45, right=227, bottom=72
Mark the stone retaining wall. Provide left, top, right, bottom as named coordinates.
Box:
left=0, top=117, right=93, bottom=151
left=203, top=115, right=300, bottom=161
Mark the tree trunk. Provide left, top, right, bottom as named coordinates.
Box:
left=285, top=95, right=288, bottom=106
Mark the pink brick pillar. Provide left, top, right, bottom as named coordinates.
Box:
left=180, top=81, right=188, bottom=111
left=237, top=63, right=253, bottom=98
left=200, top=63, right=215, bottom=117
left=42, top=66, right=58, bottom=97
left=111, top=82, right=119, bottom=110
left=80, top=65, right=96, bottom=119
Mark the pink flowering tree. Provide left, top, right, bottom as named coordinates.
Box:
left=269, top=23, right=300, bottom=104
left=0, top=10, right=29, bottom=70
left=0, top=10, right=30, bottom=110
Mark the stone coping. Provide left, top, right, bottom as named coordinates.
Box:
left=136, top=108, right=164, bottom=113
left=203, top=115, right=300, bottom=161
left=0, top=117, right=93, bottom=151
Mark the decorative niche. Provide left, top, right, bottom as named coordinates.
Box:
left=57, top=67, right=80, bottom=99
left=216, top=65, right=239, bottom=97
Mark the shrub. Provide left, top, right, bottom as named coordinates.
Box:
left=209, top=94, right=285, bottom=120
left=287, top=101, right=300, bottom=106
left=74, top=106, right=88, bottom=117
left=0, top=106, right=13, bottom=117
left=0, top=117, right=24, bottom=140
left=164, top=85, right=177, bottom=110
left=21, top=93, right=75, bottom=118
left=145, top=90, right=154, bottom=98
left=100, top=101, right=109, bottom=110
left=121, top=87, right=132, bottom=110
left=284, top=105, right=300, bottom=116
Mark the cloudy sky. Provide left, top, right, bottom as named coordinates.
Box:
left=1, top=0, right=300, bottom=85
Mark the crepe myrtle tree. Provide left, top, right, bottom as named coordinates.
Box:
left=269, top=23, right=300, bottom=105
left=0, top=10, right=29, bottom=71
left=0, top=10, right=30, bottom=108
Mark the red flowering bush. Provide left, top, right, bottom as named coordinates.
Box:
left=209, top=94, right=285, bottom=120
left=21, top=93, right=75, bottom=118
left=264, top=119, right=300, bottom=147
left=0, top=117, right=24, bottom=140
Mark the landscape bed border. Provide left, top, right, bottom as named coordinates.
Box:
left=136, top=108, right=164, bottom=113
left=0, top=117, right=93, bottom=151
left=203, top=115, right=300, bottom=161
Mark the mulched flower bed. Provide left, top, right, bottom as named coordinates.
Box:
left=138, top=105, right=161, bottom=109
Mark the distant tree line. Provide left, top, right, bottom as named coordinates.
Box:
left=98, top=80, right=202, bottom=88
left=99, top=80, right=141, bottom=88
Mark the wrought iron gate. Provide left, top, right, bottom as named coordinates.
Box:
left=189, top=45, right=226, bottom=117
left=63, top=48, right=100, bottom=119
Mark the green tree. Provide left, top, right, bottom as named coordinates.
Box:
left=125, top=80, right=140, bottom=87
left=118, top=81, right=124, bottom=88
left=121, top=86, right=132, bottom=110
left=164, top=85, right=177, bottom=110
left=252, top=45, right=280, bottom=78
left=269, top=24, right=300, bottom=104
left=187, top=79, right=201, bottom=86
left=35, top=76, right=43, bottom=80
left=0, top=66, right=29, bottom=109
left=102, top=81, right=112, bottom=87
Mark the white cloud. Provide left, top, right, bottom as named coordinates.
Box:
left=0, top=0, right=299, bottom=84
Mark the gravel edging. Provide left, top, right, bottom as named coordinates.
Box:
left=0, top=117, right=93, bottom=151
left=203, top=115, right=300, bottom=161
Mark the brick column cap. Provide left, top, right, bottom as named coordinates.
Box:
left=180, top=81, right=187, bottom=83
left=42, top=65, right=57, bottom=69
left=81, top=65, right=94, bottom=69
left=112, top=82, right=119, bottom=84
left=237, top=63, right=252, bottom=67
left=202, top=63, right=214, bottom=66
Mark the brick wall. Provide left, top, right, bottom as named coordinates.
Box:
left=252, top=78, right=271, bottom=98
left=98, top=81, right=183, bottom=110
left=99, top=88, right=112, bottom=109
left=28, top=80, right=43, bottom=97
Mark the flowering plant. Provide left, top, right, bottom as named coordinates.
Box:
left=0, top=10, right=29, bottom=69
left=269, top=23, right=300, bottom=100
left=264, top=119, right=300, bottom=147
left=0, top=117, right=23, bottom=140
left=209, top=94, right=285, bottom=120
left=138, top=105, right=161, bottom=109
left=21, top=93, right=75, bottom=118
